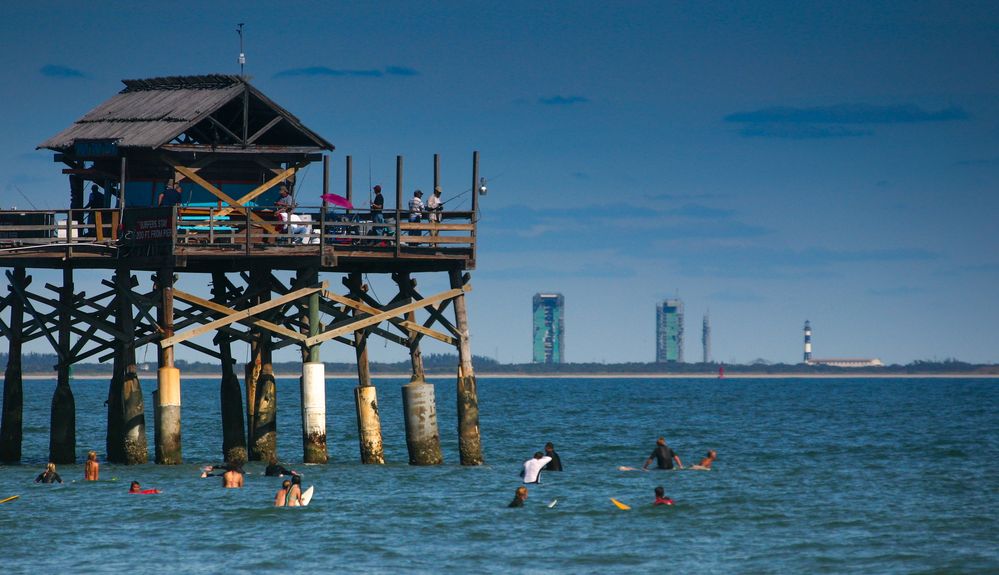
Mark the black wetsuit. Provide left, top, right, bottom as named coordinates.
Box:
left=649, top=444, right=678, bottom=469
left=508, top=497, right=525, bottom=508
left=265, top=463, right=294, bottom=477
left=544, top=450, right=563, bottom=471
left=34, top=471, right=62, bottom=484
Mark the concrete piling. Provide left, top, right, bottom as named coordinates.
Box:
left=301, top=362, right=328, bottom=463
left=402, top=380, right=443, bottom=465
left=154, top=269, right=178, bottom=464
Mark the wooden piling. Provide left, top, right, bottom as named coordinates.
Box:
left=119, top=269, right=147, bottom=464
left=49, top=267, right=75, bottom=464
left=213, top=272, right=246, bottom=464
left=450, top=269, right=483, bottom=465
left=345, top=273, right=384, bottom=464
left=246, top=269, right=277, bottom=461
left=0, top=267, right=26, bottom=463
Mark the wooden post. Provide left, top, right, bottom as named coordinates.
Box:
left=213, top=272, right=246, bottom=464
left=450, top=269, right=483, bottom=465
left=471, top=151, right=479, bottom=264
left=155, top=268, right=181, bottom=464
left=345, top=155, right=353, bottom=206
left=299, top=267, right=328, bottom=464
left=396, top=273, right=442, bottom=465
left=49, top=266, right=76, bottom=464
left=395, top=155, right=402, bottom=257
left=120, top=269, right=147, bottom=464
left=246, top=268, right=276, bottom=461
left=0, top=268, right=27, bottom=463
left=345, top=273, right=384, bottom=464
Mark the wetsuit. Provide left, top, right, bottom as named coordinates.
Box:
left=508, top=497, right=525, bottom=508
left=544, top=450, right=563, bottom=471
left=34, top=471, right=62, bottom=484
left=265, top=463, right=294, bottom=477
left=521, top=456, right=552, bottom=484
left=649, top=444, right=678, bottom=470
left=654, top=497, right=674, bottom=506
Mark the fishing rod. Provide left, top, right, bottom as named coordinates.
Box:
left=13, top=185, right=38, bottom=210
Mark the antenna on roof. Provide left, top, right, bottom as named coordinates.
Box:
left=237, top=23, right=246, bottom=77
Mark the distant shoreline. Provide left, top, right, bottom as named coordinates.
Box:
left=18, top=372, right=999, bottom=380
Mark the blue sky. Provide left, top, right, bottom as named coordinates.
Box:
left=2, top=1, right=998, bottom=365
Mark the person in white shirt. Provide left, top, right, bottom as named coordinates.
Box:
left=521, top=452, right=553, bottom=484
left=427, top=186, right=443, bottom=237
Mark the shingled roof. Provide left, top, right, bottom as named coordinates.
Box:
left=38, top=74, right=333, bottom=151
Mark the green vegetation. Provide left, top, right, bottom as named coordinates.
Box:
left=2, top=352, right=995, bottom=376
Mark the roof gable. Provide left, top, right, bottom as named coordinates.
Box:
left=38, top=74, right=333, bottom=152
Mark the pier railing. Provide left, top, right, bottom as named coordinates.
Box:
left=0, top=206, right=476, bottom=263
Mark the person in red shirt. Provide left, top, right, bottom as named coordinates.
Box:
left=653, top=486, right=674, bottom=506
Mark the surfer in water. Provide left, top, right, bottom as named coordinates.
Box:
left=85, top=451, right=99, bottom=481
left=543, top=442, right=563, bottom=471
left=286, top=474, right=303, bottom=506
left=690, top=450, right=717, bottom=470
left=34, top=462, right=63, bottom=484
left=264, top=455, right=298, bottom=477
left=643, top=437, right=683, bottom=470
left=521, top=452, right=553, bottom=484
left=653, top=486, right=674, bottom=506
left=274, top=479, right=292, bottom=507
left=222, top=463, right=244, bottom=488
left=129, top=481, right=160, bottom=494
left=508, top=486, right=528, bottom=508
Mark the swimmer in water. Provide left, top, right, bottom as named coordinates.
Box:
left=85, top=450, right=99, bottom=481
left=690, top=450, right=717, bottom=470
left=286, top=475, right=303, bottom=506
left=34, top=462, right=63, bottom=484
left=274, top=479, right=292, bottom=507
left=222, top=463, right=244, bottom=488
left=653, top=486, right=674, bottom=506
left=643, top=437, right=683, bottom=470
left=129, top=481, right=160, bottom=494
left=508, top=486, right=528, bottom=508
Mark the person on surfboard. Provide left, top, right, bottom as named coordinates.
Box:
left=285, top=475, right=303, bottom=506
left=643, top=437, right=683, bottom=470
left=691, top=450, right=716, bottom=470
left=508, top=486, right=528, bottom=508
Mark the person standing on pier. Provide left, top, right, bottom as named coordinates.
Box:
left=643, top=437, right=683, bottom=470
left=407, top=189, right=425, bottom=237
left=543, top=442, right=563, bottom=472
left=370, top=185, right=385, bottom=235
left=158, top=180, right=183, bottom=207
left=427, top=186, right=443, bottom=237
left=83, top=184, right=105, bottom=237
left=85, top=450, right=100, bottom=481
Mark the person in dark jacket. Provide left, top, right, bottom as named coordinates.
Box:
left=543, top=442, right=563, bottom=471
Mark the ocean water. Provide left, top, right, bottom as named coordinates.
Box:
left=1, top=376, right=997, bottom=574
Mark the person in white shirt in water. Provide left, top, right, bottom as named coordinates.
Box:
left=521, top=451, right=553, bottom=484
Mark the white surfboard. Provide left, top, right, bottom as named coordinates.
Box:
left=301, top=485, right=314, bottom=507
left=547, top=499, right=558, bottom=508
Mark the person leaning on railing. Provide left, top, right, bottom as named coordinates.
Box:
left=427, top=186, right=443, bottom=237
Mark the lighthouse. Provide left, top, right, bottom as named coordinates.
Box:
left=803, top=320, right=812, bottom=363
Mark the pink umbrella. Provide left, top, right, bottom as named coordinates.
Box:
left=321, top=193, right=354, bottom=209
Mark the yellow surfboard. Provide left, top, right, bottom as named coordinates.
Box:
left=610, top=498, right=631, bottom=510
left=1, top=495, right=19, bottom=504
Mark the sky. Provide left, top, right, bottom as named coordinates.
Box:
left=1, top=1, right=998, bottom=366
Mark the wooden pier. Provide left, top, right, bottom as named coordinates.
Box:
left=0, top=75, right=484, bottom=467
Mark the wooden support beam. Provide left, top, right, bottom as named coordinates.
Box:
left=172, top=289, right=306, bottom=343
left=305, top=286, right=467, bottom=348
left=161, top=156, right=278, bottom=234
left=160, top=282, right=327, bottom=349
left=246, top=116, right=283, bottom=145
left=321, top=290, right=456, bottom=346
